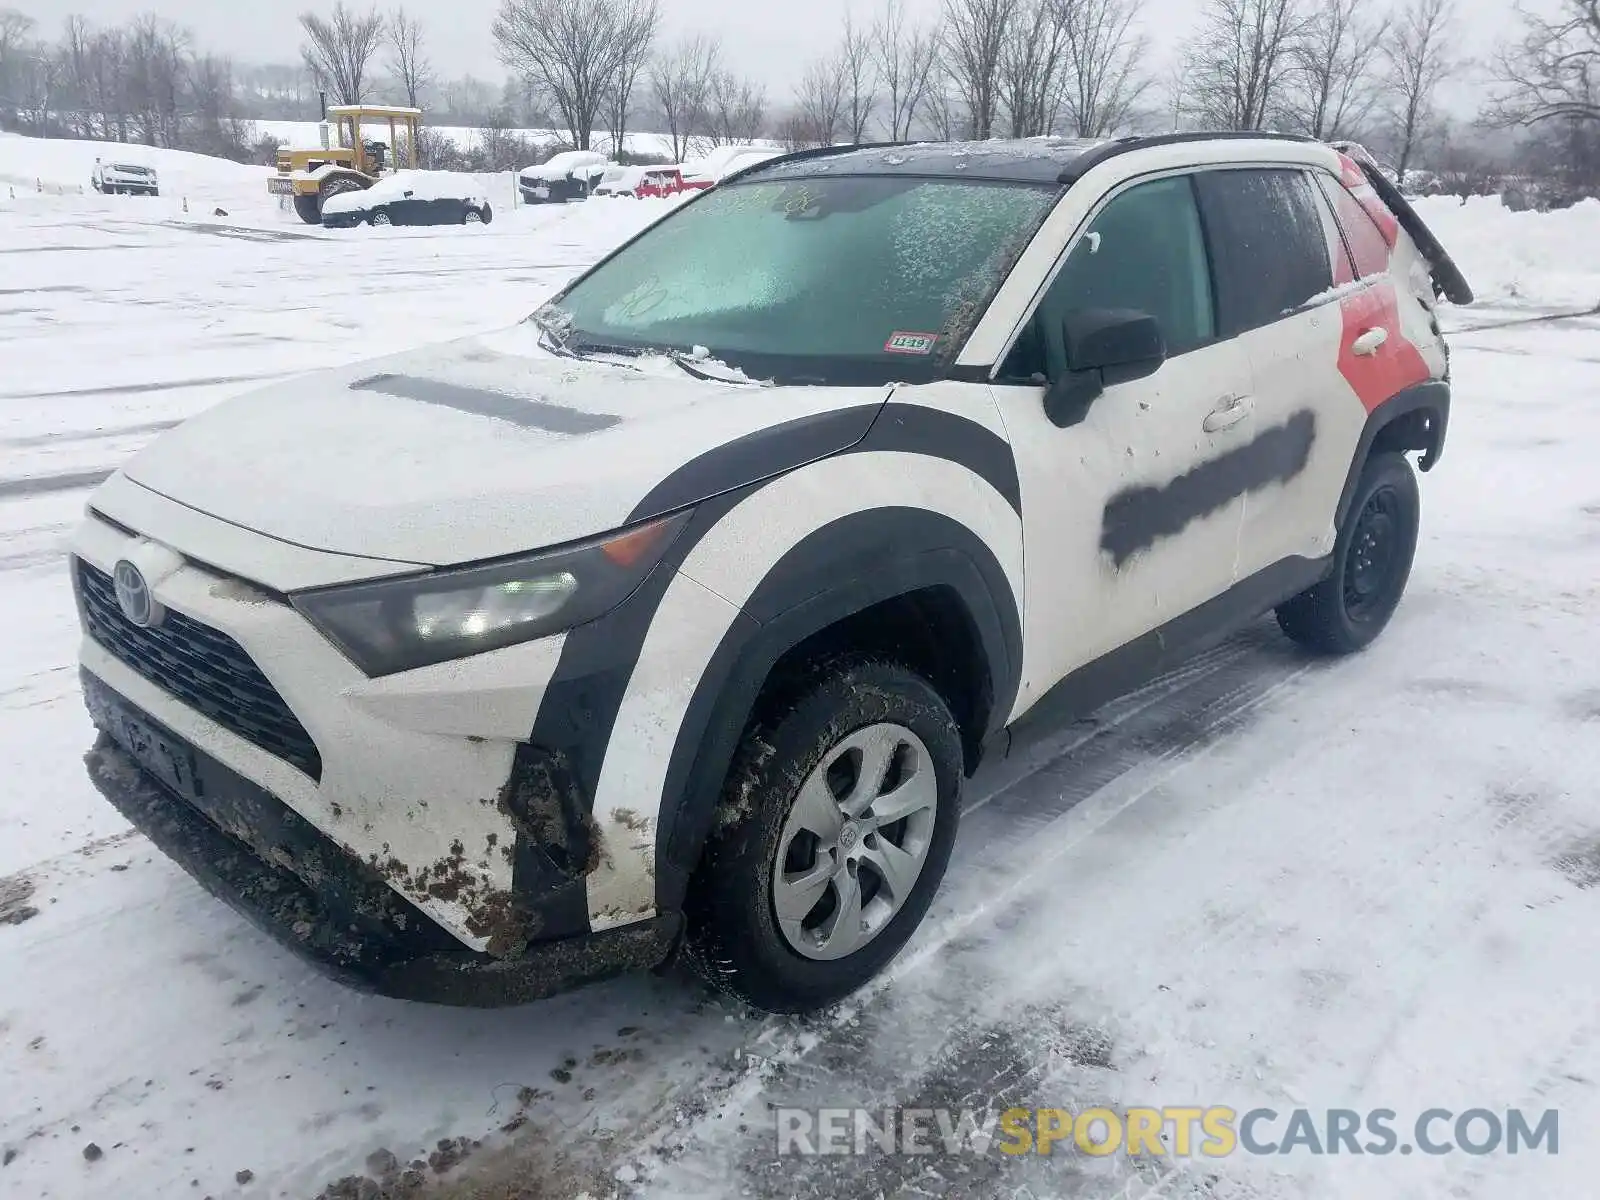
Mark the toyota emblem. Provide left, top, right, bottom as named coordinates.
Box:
left=112, top=559, right=162, bottom=628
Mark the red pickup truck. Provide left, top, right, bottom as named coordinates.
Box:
left=634, top=167, right=714, bottom=199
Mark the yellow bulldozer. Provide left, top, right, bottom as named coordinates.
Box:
left=269, top=101, right=421, bottom=224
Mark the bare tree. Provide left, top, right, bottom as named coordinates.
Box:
left=872, top=0, right=938, bottom=139
left=1486, top=0, right=1600, bottom=127
left=650, top=35, right=717, bottom=161
left=1060, top=0, right=1153, bottom=137
left=999, top=0, right=1069, bottom=136
left=1382, top=0, right=1452, bottom=185
left=1286, top=0, right=1385, bottom=138
left=493, top=0, right=660, bottom=151
left=602, top=0, right=659, bottom=154
left=125, top=15, right=188, bottom=146
left=300, top=3, right=384, bottom=105
left=1187, top=0, right=1304, bottom=130
left=921, top=69, right=964, bottom=138
left=1161, top=58, right=1190, bottom=131
left=0, top=8, right=36, bottom=112
left=839, top=12, right=877, bottom=142
left=706, top=69, right=766, bottom=143
left=794, top=54, right=847, bottom=146
left=386, top=7, right=432, bottom=108
left=942, top=0, right=1018, bottom=138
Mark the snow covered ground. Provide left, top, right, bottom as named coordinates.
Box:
left=2, top=141, right=1598, bottom=1200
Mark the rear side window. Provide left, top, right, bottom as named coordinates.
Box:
left=1317, top=174, right=1393, bottom=279
left=1194, top=170, right=1336, bottom=335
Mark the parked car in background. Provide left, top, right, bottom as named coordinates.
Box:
left=634, top=166, right=709, bottom=199
left=682, top=146, right=781, bottom=188
left=593, top=166, right=649, bottom=197
left=518, top=150, right=611, bottom=204
left=320, top=170, right=492, bottom=228
left=91, top=159, right=160, bottom=196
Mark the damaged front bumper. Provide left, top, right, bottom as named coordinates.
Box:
left=81, top=671, right=680, bottom=1006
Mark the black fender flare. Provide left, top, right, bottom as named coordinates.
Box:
left=652, top=506, right=1022, bottom=914
left=1335, top=380, right=1450, bottom=534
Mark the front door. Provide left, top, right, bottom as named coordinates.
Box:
left=991, top=173, right=1255, bottom=708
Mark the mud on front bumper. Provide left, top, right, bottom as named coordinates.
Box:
left=81, top=671, right=680, bottom=1006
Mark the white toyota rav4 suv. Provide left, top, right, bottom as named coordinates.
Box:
left=72, top=134, right=1471, bottom=1013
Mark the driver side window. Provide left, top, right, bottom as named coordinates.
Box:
left=1000, top=175, right=1216, bottom=382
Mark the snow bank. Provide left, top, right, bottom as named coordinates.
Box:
left=0, top=131, right=266, bottom=207
left=1412, top=194, right=1600, bottom=309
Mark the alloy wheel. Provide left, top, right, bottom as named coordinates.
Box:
left=771, top=722, right=939, bottom=962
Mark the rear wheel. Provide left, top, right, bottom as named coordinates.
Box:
left=1277, top=452, right=1420, bottom=654
left=370, top=210, right=392, bottom=226
left=685, top=659, right=963, bottom=1013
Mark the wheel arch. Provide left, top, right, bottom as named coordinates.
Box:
left=653, top=506, right=1022, bottom=914
left=1334, top=380, right=1449, bottom=534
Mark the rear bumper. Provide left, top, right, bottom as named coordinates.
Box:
left=82, top=671, right=679, bottom=1005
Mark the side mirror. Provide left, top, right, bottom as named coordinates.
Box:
left=1043, top=308, right=1167, bottom=428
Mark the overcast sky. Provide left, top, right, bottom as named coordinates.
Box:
left=13, top=0, right=1506, bottom=103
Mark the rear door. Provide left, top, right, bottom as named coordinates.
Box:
left=425, top=197, right=467, bottom=224
left=1195, top=168, right=1370, bottom=576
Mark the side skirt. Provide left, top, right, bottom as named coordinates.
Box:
left=993, top=554, right=1331, bottom=756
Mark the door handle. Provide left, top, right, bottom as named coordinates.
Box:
left=1202, top=394, right=1251, bottom=433
left=1350, top=327, right=1389, bottom=356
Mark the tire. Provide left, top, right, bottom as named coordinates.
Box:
left=1276, top=451, right=1420, bottom=655
left=292, top=194, right=321, bottom=224
left=685, top=658, right=963, bottom=1014
left=370, top=210, right=392, bottom=226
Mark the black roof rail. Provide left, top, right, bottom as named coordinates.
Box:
left=721, top=140, right=922, bottom=185
left=1058, top=130, right=1322, bottom=183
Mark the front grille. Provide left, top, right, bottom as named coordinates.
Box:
left=76, top=559, right=322, bottom=780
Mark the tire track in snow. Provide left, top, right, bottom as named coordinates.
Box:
left=0, top=418, right=182, bottom=450
left=0, top=370, right=285, bottom=402
left=0, top=468, right=111, bottom=501
left=632, top=624, right=1314, bottom=1200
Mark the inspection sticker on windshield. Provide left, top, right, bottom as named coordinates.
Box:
left=884, top=332, right=939, bottom=355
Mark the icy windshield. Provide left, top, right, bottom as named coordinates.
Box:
left=540, top=175, right=1056, bottom=386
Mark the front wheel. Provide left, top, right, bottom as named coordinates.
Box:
left=685, top=659, right=963, bottom=1013
left=1277, top=451, right=1420, bottom=654
left=369, top=209, right=391, bottom=226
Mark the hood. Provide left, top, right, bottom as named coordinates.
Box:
left=117, top=324, right=886, bottom=567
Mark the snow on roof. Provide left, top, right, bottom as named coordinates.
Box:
left=521, top=150, right=611, bottom=181
left=326, top=104, right=422, bottom=118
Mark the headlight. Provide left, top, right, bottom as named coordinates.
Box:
left=291, top=510, right=692, bottom=676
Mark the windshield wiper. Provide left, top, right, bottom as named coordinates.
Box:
left=530, top=309, right=583, bottom=360
left=664, top=350, right=760, bottom=386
